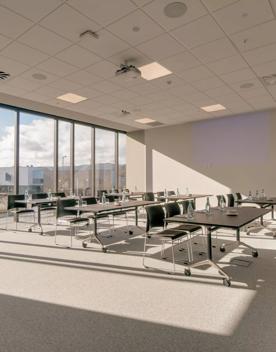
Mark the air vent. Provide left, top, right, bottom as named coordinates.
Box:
left=0, top=71, right=10, bottom=80
left=147, top=121, right=164, bottom=127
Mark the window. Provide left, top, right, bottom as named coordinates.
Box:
left=0, top=107, right=16, bottom=194
left=58, top=120, right=71, bottom=195
left=118, top=133, right=126, bottom=190
left=95, top=128, right=116, bottom=193
left=74, top=124, right=92, bottom=196
left=19, top=112, right=55, bottom=194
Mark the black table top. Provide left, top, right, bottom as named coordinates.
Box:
left=166, top=194, right=212, bottom=200
left=15, top=198, right=58, bottom=205
left=166, top=207, right=270, bottom=229
left=65, top=200, right=159, bottom=214
left=237, top=197, right=276, bottom=205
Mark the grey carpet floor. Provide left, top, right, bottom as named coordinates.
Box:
left=0, top=215, right=276, bottom=352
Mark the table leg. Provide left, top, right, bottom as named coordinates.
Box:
left=272, top=205, right=275, bottom=220
left=135, top=207, right=138, bottom=226
left=82, top=216, right=106, bottom=252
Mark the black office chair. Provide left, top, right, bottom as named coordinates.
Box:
left=168, top=191, right=175, bottom=196
left=143, top=192, right=155, bottom=201
left=97, top=190, right=107, bottom=199
left=234, top=192, right=242, bottom=206
left=143, top=204, right=188, bottom=273
left=227, top=194, right=235, bottom=207
left=6, top=194, right=35, bottom=231
left=82, top=196, right=97, bottom=205
left=32, top=192, right=57, bottom=222
left=177, top=200, right=195, bottom=214
left=55, top=198, right=89, bottom=248
left=52, top=192, right=66, bottom=198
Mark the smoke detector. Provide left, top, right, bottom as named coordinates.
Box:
left=115, top=63, right=141, bottom=80
left=0, top=71, right=10, bottom=80
left=164, top=2, right=187, bottom=18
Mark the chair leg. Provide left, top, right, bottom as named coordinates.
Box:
left=142, top=234, right=148, bottom=267
left=171, top=240, right=175, bottom=273
left=54, top=222, right=58, bottom=245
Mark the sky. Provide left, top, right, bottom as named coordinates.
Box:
left=0, top=108, right=125, bottom=167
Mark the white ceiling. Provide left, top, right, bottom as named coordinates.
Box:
left=1, top=0, right=276, bottom=131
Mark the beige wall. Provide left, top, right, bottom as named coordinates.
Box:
left=127, top=110, right=276, bottom=207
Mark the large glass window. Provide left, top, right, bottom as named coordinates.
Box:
left=74, top=124, right=92, bottom=196
left=0, top=107, right=16, bottom=194
left=58, top=120, right=71, bottom=195
left=95, top=129, right=116, bottom=193
left=118, top=133, right=126, bottom=190
left=19, top=112, right=55, bottom=194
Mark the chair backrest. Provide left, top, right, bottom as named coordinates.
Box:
left=7, top=194, right=25, bottom=210
left=83, top=197, right=97, bottom=205
left=227, top=194, right=235, bottom=207
left=52, top=192, right=66, bottom=198
left=56, top=198, right=77, bottom=218
left=217, top=195, right=226, bottom=207
left=177, top=200, right=195, bottom=214
left=143, top=192, right=155, bottom=201
left=157, top=191, right=164, bottom=197
left=164, top=202, right=181, bottom=218
left=145, top=205, right=165, bottom=232
left=234, top=192, right=242, bottom=201
left=168, top=191, right=175, bottom=196
left=31, top=193, right=48, bottom=199
left=106, top=195, right=115, bottom=202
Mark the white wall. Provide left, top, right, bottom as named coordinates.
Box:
left=127, top=110, right=276, bottom=207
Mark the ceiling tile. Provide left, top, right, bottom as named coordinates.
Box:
left=213, top=0, right=273, bottom=34
left=22, top=91, right=49, bottom=103
left=0, top=82, right=29, bottom=96
left=0, top=55, right=30, bottom=75
left=56, top=45, right=101, bottom=69
left=230, top=78, right=265, bottom=95
left=192, top=76, right=225, bottom=91
left=79, top=28, right=129, bottom=58
left=171, top=15, right=224, bottom=49
left=19, top=25, right=71, bottom=55
left=0, top=34, right=11, bottom=50
left=33, top=85, right=68, bottom=98
left=20, top=68, right=58, bottom=85
left=207, top=55, right=248, bottom=75
left=1, top=42, right=48, bottom=66
left=179, top=65, right=213, bottom=82
left=8, top=76, right=42, bottom=91
left=220, top=68, right=256, bottom=84
left=73, top=86, right=103, bottom=99
left=108, top=47, right=151, bottom=67
left=143, top=0, right=207, bottom=31
left=149, top=74, right=184, bottom=89
left=86, top=60, right=118, bottom=79
left=201, top=0, right=239, bottom=11
left=49, top=78, right=82, bottom=91
left=68, top=0, right=136, bottom=26
left=111, top=89, right=139, bottom=100
left=205, top=85, right=236, bottom=98
left=231, top=20, right=276, bottom=52
left=107, top=10, right=163, bottom=46
left=91, top=80, right=121, bottom=93
left=136, top=33, right=184, bottom=60
left=252, top=60, right=276, bottom=76
left=0, top=5, right=32, bottom=38
left=66, top=70, right=102, bottom=86
left=161, top=51, right=201, bottom=73
left=192, top=38, right=237, bottom=63
left=94, top=94, right=120, bottom=105
left=40, top=4, right=100, bottom=42
left=36, top=57, right=78, bottom=77
left=0, top=0, right=63, bottom=21
left=131, top=0, right=153, bottom=6
left=242, top=43, right=276, bottom=66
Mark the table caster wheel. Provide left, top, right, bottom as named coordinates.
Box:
left=184, top=269, right=191, bottom=276
left=223, top=278, right=231, bottom=287
left=252, top=250, right=258, bottom=257
left=82, top=242, right=87, bottom=248
left=220, top=246, right=225, bottom=252
left=102, top=247, right=107, bottom=253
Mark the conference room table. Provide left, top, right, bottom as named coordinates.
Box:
left=166, top=206, right=270, bottom=286
left=165, top=194, right=212, bottom=207
left=65, top=200, right=159, bottom=252
left=237, top=197, right=276, bottom=220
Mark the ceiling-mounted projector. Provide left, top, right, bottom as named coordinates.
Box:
left=115, top=63, right=141, bottom=80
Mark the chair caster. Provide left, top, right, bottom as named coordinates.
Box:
left=223, top=278, right=231, bottom=287
left=184, top=269, right=191, bottom=276
left=252, top=250, right=258, bottom=257
left=220, top=246, right=226, bottom=252
left=82, top=242, right=87, bottom=248
left=129, top=230, right=133, bottom=235
left=102, top=247, right=107, bottom=253
left=28, top=228, right=32, bottom=232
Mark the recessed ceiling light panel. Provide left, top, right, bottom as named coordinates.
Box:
left=164, top=2, right=187, bottom=18
left=57, top=93, right=87, bottom=104
left=201, top=104, right=226, bottom=112
left=135, top=118, right=156, bottom=124
left=139, top=62, right=172, bottom=80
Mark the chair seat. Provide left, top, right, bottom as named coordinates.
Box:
left=173, top=224, right=201, bottom=233
left=58, top=216, right=89, bottom=226
left=40, top=206, right=56, bottom=211
left=151, top=229, right=185, bottom=240
left=9, top=208, right=35, bottom=214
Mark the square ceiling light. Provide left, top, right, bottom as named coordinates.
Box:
left=139, top=62, right=172, bottom=80
left=57, top=93, right=87, bottom=104
left=135, top=118, right=156, bottom=124
left=201, top=104, right=226, bottom=112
